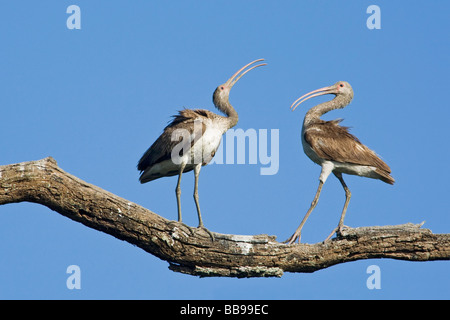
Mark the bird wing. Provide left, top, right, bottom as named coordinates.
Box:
left=137, top=109, right=209, bottom=174
left=304, top=120, right=392, bottom=175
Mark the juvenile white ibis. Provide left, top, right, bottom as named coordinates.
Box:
left=137, top=59, right=266, bottom=234
left=285, top=81, right=394, bottom=244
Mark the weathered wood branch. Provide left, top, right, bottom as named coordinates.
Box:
left=1, top=157, right=449, bottom=278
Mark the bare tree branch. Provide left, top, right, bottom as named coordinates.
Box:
left=1, top=157, right=449, bottom=278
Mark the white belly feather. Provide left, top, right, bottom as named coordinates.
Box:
left=190, top=126, right=223, bottom=165
left=185, top=117, right=227, bottom=166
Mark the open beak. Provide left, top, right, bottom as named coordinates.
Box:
left=290, top=85, right=337, bottom=111
left=225, top=58, right=266, bottom=88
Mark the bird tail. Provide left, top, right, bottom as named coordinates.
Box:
left=376, top=168, right=395, bottom=185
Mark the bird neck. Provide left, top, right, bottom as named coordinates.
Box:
left=303, top=94, right=352, bottom=126
left=214, top=99, right=239, bottom=130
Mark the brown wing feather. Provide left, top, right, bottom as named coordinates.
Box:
left=167, top=109, right=213, bottom=128
left=137, top=109, right=209, bottom=173
left=304, top=120, right=394, bottom=184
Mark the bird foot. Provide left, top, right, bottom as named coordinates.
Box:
left=195, top=225, right=215, bottom=242
left=167, top=220, right=195, bottom=237
left=323, top=225, right=351, bottom=242
left=282, top=231, right=302, bottom=245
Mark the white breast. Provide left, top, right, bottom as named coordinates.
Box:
left=190, top=118, right=226, bottom=165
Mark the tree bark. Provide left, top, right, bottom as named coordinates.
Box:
left=1, top=157, right=449, bottom=278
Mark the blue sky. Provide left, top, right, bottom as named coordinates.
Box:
left=1, top=1, right=449, bottom=299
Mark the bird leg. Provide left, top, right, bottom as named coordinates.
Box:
left=192, top=164, right=215, bottom=241
left=193, top=164, right=203, bottom=227
left=284, top=180, right=324, bottom=244
left=324, top=172, right=352, bottom=241
left=175, top=162, right=186, bottom=223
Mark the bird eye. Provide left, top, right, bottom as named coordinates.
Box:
left=339, top=83, right=344, bottom=88
left=220, top=86, right=224, bottom=90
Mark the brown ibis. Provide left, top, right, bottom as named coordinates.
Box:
left=137, top=59, right=266, bottom=234
left=285, top=81, right=394, bottom=244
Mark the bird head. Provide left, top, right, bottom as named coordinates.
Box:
left=333, top=81, right=353, bottom=98
left=290, top=81, right=354, bottom=111
left=213, top=59, right=266, bottom=106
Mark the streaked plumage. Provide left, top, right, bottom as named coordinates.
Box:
left=303, top=119, right=394, bottom=185
left=138, top=59, right=266, bottom=232
left=286, top=81, right=394, bottom=244
left=138, top=109, right=227, bottom=183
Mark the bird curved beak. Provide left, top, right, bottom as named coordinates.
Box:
left=225, top=59, right=266, bottom=88
left=290, top=85, right=336, bottom=111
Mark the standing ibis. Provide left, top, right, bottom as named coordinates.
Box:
left=285, top=81, right=394, bottom=244
left=137, top=59, right=266, bottom=234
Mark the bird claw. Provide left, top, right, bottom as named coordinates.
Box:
left=339, top=225, right=351, bottom=233
left=168, top=221, right=215, bottom=242
left=168, top=220, right=195, bottom=237
left=282, top=232, right=302, bottom=245
left=323, top=225, right=351, bottom=242
left=195, top=225, right=215, bottom=242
